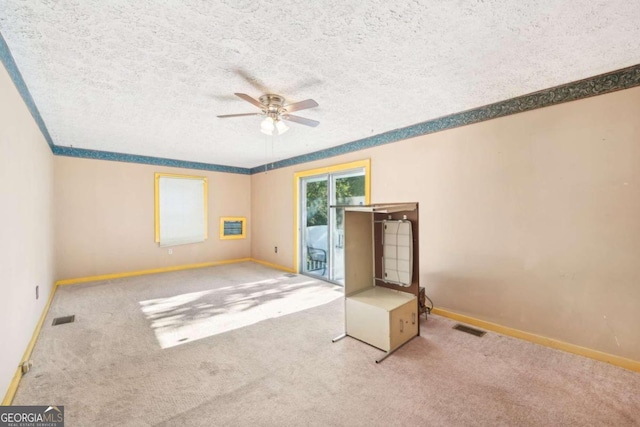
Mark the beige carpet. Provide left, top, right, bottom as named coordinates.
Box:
left=13, top=262, right=640, bottom=426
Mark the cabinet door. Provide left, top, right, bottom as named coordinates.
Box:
left=346, top=299, right=390, bottom=351
left=389, top=299, right=418, bottom=351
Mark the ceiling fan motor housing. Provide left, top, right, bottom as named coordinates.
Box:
left=259, top=94, right=287, bottom=119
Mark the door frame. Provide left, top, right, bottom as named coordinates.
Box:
left=293, top=159, right=371, bottom=275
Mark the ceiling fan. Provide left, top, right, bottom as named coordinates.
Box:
left=217, top=93, right=319, bottom=135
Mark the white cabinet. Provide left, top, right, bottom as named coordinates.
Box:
left=334, top=203, right=420, bottom=363
left=346, top=287, right=417, bottom=352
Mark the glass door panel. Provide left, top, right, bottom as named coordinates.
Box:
left=301, top=175, right=329, bottom=279
left=330, top=172, right=366, bottom=284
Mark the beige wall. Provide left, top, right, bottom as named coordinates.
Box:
left=251, top=86, right=640, bottom=361
left=251, top=167, right=297, bottom=269
left=54, top=157, right=251, bottom=280
left=0, top=63, right=55, bottom=397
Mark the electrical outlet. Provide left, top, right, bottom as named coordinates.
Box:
left=274, top=246, right=278, bottom=253
left=35, top=286, right=39, bottom=300
left=168, top=248, right=173, bottom=255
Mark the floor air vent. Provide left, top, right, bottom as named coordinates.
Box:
left=283, top=273, right=297, bottom=278
left=453, top=324, right=486, bottom=337
left=52, top=315, right=75, bottom=326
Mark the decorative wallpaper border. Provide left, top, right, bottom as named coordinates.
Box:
left=0, top=32, right=55, bottom=150
left=250, top=63, right=640, bottom=174
left=2, top=29, right=639, bottom=176
left=53, top=146, right=251, bottom=175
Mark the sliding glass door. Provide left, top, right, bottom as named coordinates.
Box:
left=299, top=167, right=366, bottom=285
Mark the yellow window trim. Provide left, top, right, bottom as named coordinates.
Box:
left=154, top=172, right=208, bottom=243
left=292, top=159, right=371, bottom=273
left=220, top=216, right=247, bottom=240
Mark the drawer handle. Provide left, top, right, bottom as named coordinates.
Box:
left=412, top=313, right=416, bottom=324
left=400, top=319, right=404, bottom=333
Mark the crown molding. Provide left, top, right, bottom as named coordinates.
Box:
left=0, top=32, right=55, bottom=151
left=52, top=146, right=251, bottom=175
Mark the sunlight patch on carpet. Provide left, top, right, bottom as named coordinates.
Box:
left=139, top=276, right=342, bottom=348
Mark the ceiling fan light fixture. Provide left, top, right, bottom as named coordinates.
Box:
left=260, top=116, right=275, bottom=135
left=275, top=119, right=289, bottom=135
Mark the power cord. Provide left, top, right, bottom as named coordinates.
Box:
left=425, top=293, right=433, bottom=315
left=419, top=287, right=434, bottom=318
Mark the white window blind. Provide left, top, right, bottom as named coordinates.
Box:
left=155, top=174, right=207, bottom=247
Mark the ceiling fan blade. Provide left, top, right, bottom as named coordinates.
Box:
left=217, top=113, right=262, bottom=118
left=234, top=93, right=264, bottom=109
left=284, top=99, right=319, bottom=113
left=232, top=68, right=270, bottom=94
left=283, top=114, right=319, bottom=127
left=281, top=77, right=323, bottom=95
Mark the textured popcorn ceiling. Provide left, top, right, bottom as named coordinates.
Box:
left=1, top=1, right=640, bottom=168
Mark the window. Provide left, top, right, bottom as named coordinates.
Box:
left=219, top=217, right=247, bottom=240
left=154, top=173, right=208, bottom=247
